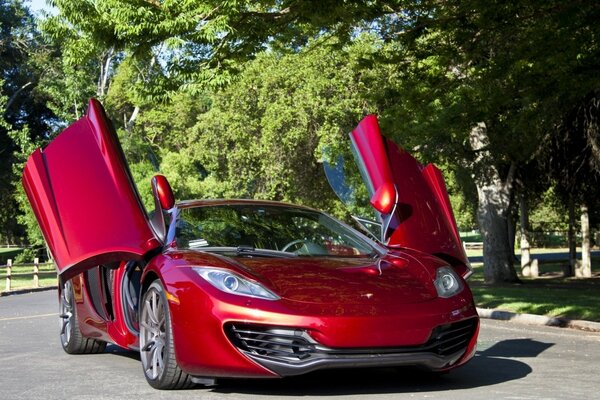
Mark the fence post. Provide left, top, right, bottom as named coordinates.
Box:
left=33, top=258, right=39, bottom=288
left=5, top=259, right=11, bottom=291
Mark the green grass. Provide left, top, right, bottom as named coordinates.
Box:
left=465, top=246, right=587, bottom=258
left=0, top=262, right=57, bottom=292
left=460, top=232, right=482, bottom=242
left=515, top=247, right=586, bottom=255
left=468, top=260, right=600, bottom=322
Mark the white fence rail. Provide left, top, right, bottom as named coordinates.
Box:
left=0, top=258, right=56, bottom=292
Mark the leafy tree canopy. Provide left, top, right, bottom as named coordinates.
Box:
left=1, top=0, right=57, bottom=244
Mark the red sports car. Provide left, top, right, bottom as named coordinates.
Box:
left=22, top=100, right=478, bottom=389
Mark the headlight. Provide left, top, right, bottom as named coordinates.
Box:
left=193, top=267, right=280, bottom=300
left=433, top=266, right=464, bottom=298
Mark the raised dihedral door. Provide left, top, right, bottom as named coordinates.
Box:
left=350, top=115, right=470, bottom=274
left=22, top=99, right=161, bottom=281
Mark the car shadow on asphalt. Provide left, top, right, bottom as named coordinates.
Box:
left=478, top=338, right=554, bottom=358
left=211, top=339, right=552, bottom=396
left=105, top=344, right=141, bottom=361
left=104, top=339, right=551, bottom=395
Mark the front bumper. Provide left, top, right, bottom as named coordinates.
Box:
left=226, top=318, right=478, bottom=376
left=161, top=266, right=479, bottom=378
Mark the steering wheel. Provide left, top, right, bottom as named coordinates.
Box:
left=281, top=239, right=310, bottom=252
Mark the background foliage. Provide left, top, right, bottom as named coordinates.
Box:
left=1, top=0, right=598, bottom=283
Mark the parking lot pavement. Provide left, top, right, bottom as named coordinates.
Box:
left=1, top=290, right=600, bottom=400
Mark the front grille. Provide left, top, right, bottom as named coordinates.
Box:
left=427, top=318, right=477, bottom=357
left=225, top=318, right=477, bottom=364
left=226, top=325, right=316, bottom=361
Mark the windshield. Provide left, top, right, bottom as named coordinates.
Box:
left=176, top=204, right=379, bottom=257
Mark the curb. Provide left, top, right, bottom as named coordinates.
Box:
left=476, top=307, right=600, bottom=333
left=0, top=285, right=57, bottom=297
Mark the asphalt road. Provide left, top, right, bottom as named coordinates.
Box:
left=1, top=290, right=599, bottom=400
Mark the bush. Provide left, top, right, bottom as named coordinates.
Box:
left=0, top=248, right=23, bottom=264
left=13, top=248, right=41, bottom=264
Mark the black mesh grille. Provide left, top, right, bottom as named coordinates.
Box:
left=427, top=318, right=478, bottom=357
left=226, top=325, right=316, bottom=361
left=225, top=318, right=477, bottom=363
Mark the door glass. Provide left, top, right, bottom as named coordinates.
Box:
left=322, top=150, right=380, bottom=234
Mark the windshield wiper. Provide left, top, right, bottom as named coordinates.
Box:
left=236, top=246, right=298, bottom=258
left=194, top=246, right=298, bottom=258
left=236, top=245, right=258, bottom=255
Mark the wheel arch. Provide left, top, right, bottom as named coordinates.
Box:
left=141, top=269, right=160, bottom=297
left=138, top=268, right=195, bottom=388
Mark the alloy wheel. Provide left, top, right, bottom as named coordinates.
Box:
left=140, top=285, right=167, bottom=381
left=59, top=280, right=74, bottom=346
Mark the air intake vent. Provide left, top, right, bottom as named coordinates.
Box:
left=427, top=318, right=478, bottom=357
left=225, top=318, right=477, bottom=366
left=227, top=324, right=316, bottom=361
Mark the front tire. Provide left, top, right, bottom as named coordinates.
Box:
left=59, top=279, right=106, bottom=354
left=139, top=280, right=194, bottom=389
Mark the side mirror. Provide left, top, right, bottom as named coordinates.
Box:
left=149, top=175, right=175, bottom=244
left=370, top=182, right=397, bottom=215
left=151, top=175, right=174, bottom=210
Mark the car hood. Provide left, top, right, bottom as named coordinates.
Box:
left=176, top=250, right=439, bottom=305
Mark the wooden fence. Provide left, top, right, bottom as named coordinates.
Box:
left=0, top=258, right=56, bottom=292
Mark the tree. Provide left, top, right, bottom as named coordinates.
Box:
left=367, top=0, right=600, bottom=283
left=38, top=2, right=119, bottom=121
left=159, top=36, right=388, bottom=218
left=0, top=0, right=56, bottom=245
left=546, top=90, right=600, bottom=277
left=24, top=0, right=600, bottom=285
left=46, top=1, right=388, bottom=91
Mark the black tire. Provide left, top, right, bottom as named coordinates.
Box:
left=59, top=279, right=107, bottom=354
left=139, top=280, right=194, bottom=390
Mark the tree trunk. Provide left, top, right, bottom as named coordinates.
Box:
left=125, top=54, right=156, bottom=132
left=126, top=106, right=140, bottom=132
left=581, top=91, right=600, bottom=172
left=566, top=197, right=576, bottom=277
left=507, top=205, right=517, bottom=260
left=4, top=81, right=32, bottom=114
left=470, top=122, right=520, bottom=284
left=97, top=47, right=114, bottom=97
left=477, top=198, right=518, bottom=283
left=519, top=195, right=533, bottom=277
left=577, top=203, right=592, bottom=277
